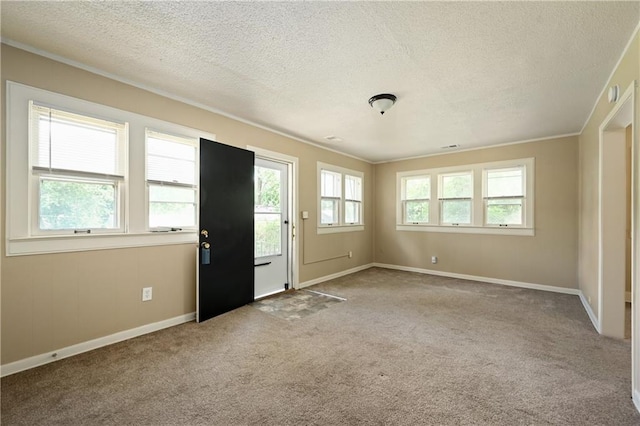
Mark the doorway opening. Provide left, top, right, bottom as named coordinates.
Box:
left=597, top=81, right=639, bottom=409
left=598, top=84, right=634, bottom=339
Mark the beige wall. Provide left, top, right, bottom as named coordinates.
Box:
left=375, top=136, right=579, bottom=288
left=1, top=44, right=374, bottom=364
left=578, top=32, right=639, bottom=318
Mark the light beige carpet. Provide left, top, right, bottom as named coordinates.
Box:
left=2, top=267, right=638, bottom=425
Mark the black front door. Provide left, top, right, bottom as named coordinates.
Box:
left=197, top=138, right=254, bottom=322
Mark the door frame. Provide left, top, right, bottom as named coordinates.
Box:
left=248, top=146, right=299, bottom=291
left=598, top=93, right=632, bottom=339
left=597, top=80, right=638, bottom=408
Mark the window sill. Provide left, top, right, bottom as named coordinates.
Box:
left=395, top=224, right=534, bottom=236
left=317, top=225, right=364, bottom=235
left=6, top=231, right=197, bottom=256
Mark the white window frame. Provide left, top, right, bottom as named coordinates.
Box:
left=396, top=158, right=534, bottom=236
left=438, top=170, right=474, bottom=226
left=400, top=174, right=432, bottom=225
left=145, top=129, right=199, bottom=231
left=317, top=162, right=364, bottom=234
left=483, top=165, right=526, bottom=228
left=29, top=102, right=128, bottom=236
left=6, top=81, right=214, bottom=256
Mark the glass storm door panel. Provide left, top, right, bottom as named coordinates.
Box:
left=254, top=157, right=289, bottom=299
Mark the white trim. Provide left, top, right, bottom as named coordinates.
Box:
left=373, top=133, right=579, bottom=164
left=1, top=38, right=370, bottom=164
left=0, top=312, right=195, bottom=377
left=373, top=263, right=580, bottom=295
left=7, top=232, right=197, bottom=256
left=597, top=81, right=635, bottom=337
left=395, top=224, right=534, bottom=236
left=246, top=145, right=299, bottom=291
left=580, top=21, right=640, bottom=134
left=317, top=225, right=365, bottom=234
left=579, top=291, right=601, bottom=333
left=296, top=263, right=374, bottom=289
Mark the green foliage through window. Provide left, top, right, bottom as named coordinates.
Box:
left=255, top=165, right=282, bottom=257
left=405, top=200, right=429, bottom=223
left=486, top=199, right=522, bottom=225
left=39, top=178, right=117, bottom=230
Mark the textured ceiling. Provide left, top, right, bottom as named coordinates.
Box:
left=2, top=2, right=639, bottom=162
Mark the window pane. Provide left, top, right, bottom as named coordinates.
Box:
left=442, top=200, right=471, bottom=224
left=345, top=175, right=362, bottom=201
left=486, top=199, right=523, bottom=225
left=147, top=133, right=196, bottom=185
left=487, top=167, right=523, bottom=197
left=149, top=184, right=196, bottom=227
left=345, top=200, right=361, bottom=224
left=34, top=108, right=122, bottom=175
left=255, top=166, right=281, bottom=212
left=149, top=185, right=196, bottom=203
left=321, top=198, right=339, bottom=224
left=147, top=136, right=195, bottom=161
left=321, top=170, right=341, bottom=197
left=255, top=213, right=282, bottom=257
left=39, top=178, right=117, bottom=230
left=405, top=176, right=430, bottom=200
left=405, top=200, right=429, bottom=223
left=441, top=173, right=472, bottom=198
left=149, top=202, right=196, bottom=228
left=147, top=156, right=196, bottom=185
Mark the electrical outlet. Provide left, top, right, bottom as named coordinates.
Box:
left=348, top=251, right=353, bottom=258
left=431, top=256, right=438, bottom=264
left=142, top=287, right=153, bottom=302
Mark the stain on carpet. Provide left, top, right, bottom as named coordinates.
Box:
left=252, top=290, right=344, bottom=320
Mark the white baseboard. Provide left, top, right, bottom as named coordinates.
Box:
left=578, top=291, right=601, bottom=333
left=372, top=263, right=581, bottom=295
left=1, top=312, right=195, bottom=378
left=634, top=389, right=640, bottom=414
left=297, top=263, right=374, bottom=289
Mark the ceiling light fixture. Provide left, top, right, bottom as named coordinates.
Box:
left=368, top=93, right=397, bottom=115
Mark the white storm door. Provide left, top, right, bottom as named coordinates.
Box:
left=254, top=158, right=289, bottom=298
